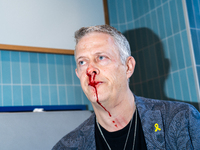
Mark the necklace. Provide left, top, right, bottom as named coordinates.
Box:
left=96, top=108, right=138, bottom=150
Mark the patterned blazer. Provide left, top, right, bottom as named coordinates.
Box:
left=52, top=95, right=200, bottom=150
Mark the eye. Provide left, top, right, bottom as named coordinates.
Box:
left=79, top=60, right=86, bottom=65
left=99, top=56, right=105, bottom=60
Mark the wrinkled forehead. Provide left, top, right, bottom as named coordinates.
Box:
left=75, top=32, right=119, bottom=59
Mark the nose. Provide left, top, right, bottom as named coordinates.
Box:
left=86, top=64, right=100, bottom=76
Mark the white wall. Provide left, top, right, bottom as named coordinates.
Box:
left=0, top=0, right=105, bottom=50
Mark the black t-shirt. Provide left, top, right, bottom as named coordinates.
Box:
left=95, top=110, right=147, bottom=150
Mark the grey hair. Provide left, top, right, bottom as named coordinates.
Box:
left=74, top=25, right=131, bottom=64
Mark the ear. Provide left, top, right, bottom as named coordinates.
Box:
left=75, top=68, right=80, bottom=79
left=126, top=56, right=136, bottom=79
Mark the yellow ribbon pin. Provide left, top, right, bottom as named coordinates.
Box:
left=154, top=123, right=161, bottom=132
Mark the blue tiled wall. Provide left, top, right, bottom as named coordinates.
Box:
left=0, top=51, right=92, bottom=110
left=186, top=0, right=200, bottom=97
left=107, top=0, right=200, bottom=109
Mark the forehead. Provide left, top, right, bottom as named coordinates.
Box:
left=75, top=32, right=119, bottom=58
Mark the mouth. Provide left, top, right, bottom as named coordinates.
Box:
left=88, top=81, right=103, bottom=87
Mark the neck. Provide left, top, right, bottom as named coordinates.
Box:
left=93, top=89, right=136, bottom=132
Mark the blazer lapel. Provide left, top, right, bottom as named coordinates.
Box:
left=141, top=110, right=166, bottom=150
left=135, top=96, right=166, bottom=150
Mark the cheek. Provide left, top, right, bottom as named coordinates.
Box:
left=103, top=65, right=126, bottom=82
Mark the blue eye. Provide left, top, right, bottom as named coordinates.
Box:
left=99, top=56, right=105, bottom=60
left=79, top=61, right=85, bottom=65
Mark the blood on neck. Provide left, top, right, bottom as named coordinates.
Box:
left=87, top=72, right=111, bottom=117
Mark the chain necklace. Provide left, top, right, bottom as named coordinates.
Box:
left=96, top=108, right=138, bottom=150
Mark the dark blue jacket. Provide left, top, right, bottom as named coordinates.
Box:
left=52, top=96, right=200, bottom=150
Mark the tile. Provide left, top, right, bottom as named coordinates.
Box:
left=143, top=47, right=152, bottom=80
left=55, top=55, right=65, bottom=84
left=147, top=80, right=155, bottom=98
left=162, top=39, right=170, bottom=59
left=176, top=0, right=186, bottom=30
left=22, top=85, right=31, bottom=106
left=192, top=0, right=200, bottom=29
left=138, top=0, right=144, bottom=17
left=82, top=90, right=92, bottom=110
left=119, top=24, right=128, bottom=37
left=167, top=37, right=178, bottom=71
left=162, top=3, right=173, bottom=37
left=66, top=85, right=75, bottom=104
left=141, top=82, right=149, bottom=98
left=154, top=0, right=161, bottom=7
left=58, top=86, right=67, bottom=105
left=124, top=0, right=133, bottom=22
left=159, top=76, right=166, bottom=100
left=140, top=17, right=148, bottom=48
left=181, top=31, right=192, bottom=67
left=162, top=0, right=168, bottom=3
left=32, top=85, right=41, bottom=105
left=135, top=83, right=143, bottom=96
left=127, top=22, right=134, bottom=30
left=149, top=45, right=159, bottom=78
left=11, top=51, right=21, bottom=84
left=13, top=85, right=22, bottom=105
left=169, top=0, right=180, bottom=34
left=157, top=7, right=166, bottom=39
left=186, top=0, right=195, bottom=28
left=50, top=86, right=58, bottom=105
left=47, top=54, right=57, bottom=84
left=30, top=53, right=39, bottom=84
left=191, top=29, right=200, bottom=65
left=132, top=0, right=139, bottom=19
left=172, top=72, right=182, bottom=100
left=179, top=69, right=190, bottom=101
left=63, top=55, right=73, bottom=85
left=107, top=0, right=118, bottom=24
left=145, top=14, right=154, bottom=45
left=174, top=33, right=185, bottom=70
left=153, top=78, right=162, bottom=99
left=74, top=86, right=83, bottom=104
left=155, top=42, right=165, bottom=76
left=165, top=73, right=175, bottom=99
left=1, top=51, right=11, bottom=84
left=138, top=50, right=147, bottom=81
left=116, top=0, right=125, bottom=23
left=197, top=66, right=200, bottom=89
left=149, top=0, right=155, bottom=10
left=20, top=52, right=31, bottom=84
left=38, top=53, right=48, bottom=84
left=187, top=67, right=198, bottom=102
left=3, top=85, right=12, bottom=106
left=151, top=10, right=159, bottom=42
left=41, top=86, right=50, bottom=105
left=71, top=57, right=80, bottom=85
left=142, top=0, right=150, bottom=14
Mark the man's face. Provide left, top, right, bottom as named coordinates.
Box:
left=75, top=32, right=130, bottom=106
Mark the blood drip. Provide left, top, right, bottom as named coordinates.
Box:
left=87, top=72, right=111, bottom=117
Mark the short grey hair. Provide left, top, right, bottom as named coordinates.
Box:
left=74, top=25, right=131, bottom=64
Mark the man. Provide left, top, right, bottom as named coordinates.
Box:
left=52, top=25, right=200, bottom=150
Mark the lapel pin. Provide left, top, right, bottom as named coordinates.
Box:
left=154, top=123, right=161, bottom=132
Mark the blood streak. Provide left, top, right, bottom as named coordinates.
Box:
left=87, top=72, right=111, bottom=117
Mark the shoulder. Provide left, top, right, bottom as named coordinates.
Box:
left=52, top=113, right=95, bottom=150
left=135, top=95, right=196, bottom=114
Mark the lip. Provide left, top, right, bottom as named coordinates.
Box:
left=88, top=81, right=103, bottom=87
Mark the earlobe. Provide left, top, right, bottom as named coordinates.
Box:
left=126, top=56, right=136, bottom=78
left=75, top=68, right=80, bottom=78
